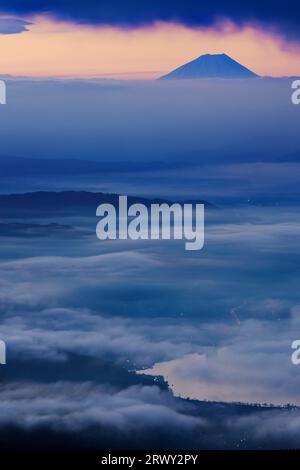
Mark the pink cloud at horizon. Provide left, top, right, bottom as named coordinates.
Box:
left=0, top=16, right=299, bottom=78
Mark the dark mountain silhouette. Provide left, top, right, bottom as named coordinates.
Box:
left=160, top=53, right=259, bottom=80
left=0, top=191, right=215, bottom=213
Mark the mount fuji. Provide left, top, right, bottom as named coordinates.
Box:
left=160, top=53, right=259, bottom=80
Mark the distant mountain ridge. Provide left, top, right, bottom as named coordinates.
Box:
left=0, top=191, right=215, bottom=212
left=160, top=53, right=259, bottom=80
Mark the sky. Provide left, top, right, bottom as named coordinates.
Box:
left=0, top=7, right=300, bottom=77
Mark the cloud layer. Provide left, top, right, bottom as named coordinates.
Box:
left=0, top=194, right=300, bottom=448
left=0, top=1, right=300, bottom=41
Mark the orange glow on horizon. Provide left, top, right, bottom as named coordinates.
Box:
left=0, top=16, right=299, bottom=78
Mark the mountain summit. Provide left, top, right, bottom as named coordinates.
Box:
left=160, top=53, right=259, bottom=80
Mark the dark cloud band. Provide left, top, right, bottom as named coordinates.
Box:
left=0, top=1, right=299, bottom=40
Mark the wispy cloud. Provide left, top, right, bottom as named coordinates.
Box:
left=0, top=17, right=31, bottom=34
